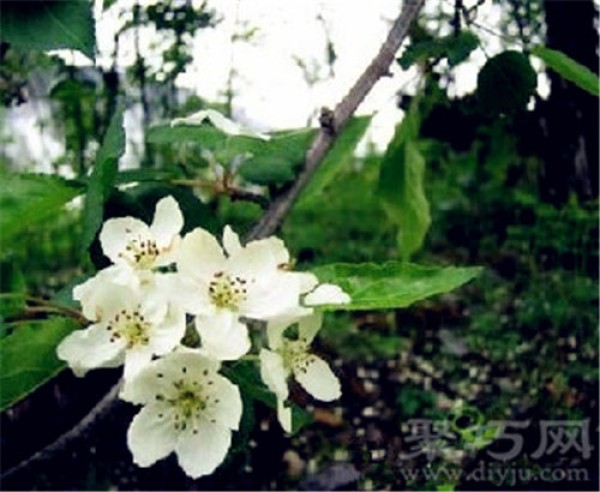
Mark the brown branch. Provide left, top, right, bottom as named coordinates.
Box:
left=248, top=0, right=425, bottom=241
left=0, top=381, right=122, bottom=483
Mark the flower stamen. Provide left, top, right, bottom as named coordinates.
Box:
left=208, top=273, right=248, bottom=309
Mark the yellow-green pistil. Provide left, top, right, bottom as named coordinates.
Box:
left=122, top=237, right=160, bottom=268
left=208, top=272, right=248, bottom=309
left=281, top=339, right=314, bottom=375
left=155, top=367, right=220, bottom=432
left=106, top=308, right=151, bottom=348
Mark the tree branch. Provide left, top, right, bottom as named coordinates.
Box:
left=248, top=0, right=425, bottom=240
left=0, top=382, right=122, bottom=484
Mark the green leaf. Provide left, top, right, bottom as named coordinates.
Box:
left=0, top=262, right=27, bottom=319
left=147, top=124, right=268, bottom=157
left=80, top=107, right=125, bottom=255
left=530, top=46, right=599, bottom=97
left=477, top=51, right=537, bottom=115
left=0, top=317, right=78, bottom=411
left=224, top=360, right=276, bottom=407
left=311, top=262, right=482, bottom=311
left=377, top=103, right=430, bottom=260
left=398, top=31, right=479, bottom=69
left=114, top=167, right=186, bottom=185
left=265, top=128, right=316, bottom=169
left=238, top=156, right=295, bottom=185
left=0, top=173, right=82, bottom=251
left=0, top=0, right=95, bottom=60
left=300, top=116, right=371, bottom=204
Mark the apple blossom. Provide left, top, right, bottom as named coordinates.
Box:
left=58, top=275, right=185, bottom=380
left=99, top=195, right=183, bottom=286
left=121, top=351, right=242, bottom=479
left=259, top=313, right=341, bottom=432
left=174, top=225, right=318, bottom=360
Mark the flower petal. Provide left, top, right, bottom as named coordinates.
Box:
left=195, top=312, right=250, bottom=361
left=277, top=398, right=293, bottom=433
left=100, top=216, right=151, bottom=265
left=159, top=274, right=214, bottom=317
left=205, top=375, right=243, bottom=430
left=121, top=351, right=219, bottom=404
left=298, top=312, right=323, bottom=344
left=177, top=228, right=226, bottom=279
left=246, top=236, right=290, bottom=266
left=259, top=349, right=289, bottom=398
left=150, top=195, right=184, bottom=249
left=123, top=347, right=154, bottom=381
left=304, top=284, right=351, bottom=306
left=147, top=306, right=186, bottom=356
left=73, top=269, right=132, bottom=321
left=176, top=420, right=232, bottom=478
left=294, top=355, right=341, bottom=401
left=127, top=403, right=177, bottom=467
left=242, top=271, right=309, bottom=321
left=57, top=323, right=125, bottom=376
left=227, top=240, right=279, bottom=279
left=222, top=225, right=242, bottom=257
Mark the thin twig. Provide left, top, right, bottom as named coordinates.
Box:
left=0, top=382, right=122, bottom=484
left=172, top=179, right=269, bottom=209
left=247, top=0, right=425, bottom=241
left=0, top=293, right=88, bottom=324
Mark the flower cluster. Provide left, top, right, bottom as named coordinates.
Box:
left=57, top=196, right=350, bottom=478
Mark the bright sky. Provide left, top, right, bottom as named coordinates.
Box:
left=4, top=0, right=546, bottom=171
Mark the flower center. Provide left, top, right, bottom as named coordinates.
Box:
left=107, top=308, right=151, bottom=348
left=281, top=339, right=312, bottom=373
left=208, top=272, right=247, bottom=309
left=123, top=237, right=160, bottom=268
left=154, top=368, right=222, bottom=433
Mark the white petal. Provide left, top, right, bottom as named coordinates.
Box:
left=177, top=228, right=226, bottom=279
left=277, top=398, right=293, bottom=433
left=171, top=109, right=270, bottom=140
left=227, top=241, right=279, bottom=279
left=123, top=347, right=154, bottom=381
left=304, top=284, right=351, bottom=306
left=242, top=271, right=308, bottom=321
left=127, top=403, right=177, bottom=467
left=222, top=225, right=242, bottom=257
left=150, top=196, right=184, bottom=249
left=175, top=420, right=232, bottom=478
left=205, top=375, right=243, bottom=430
left=121, top=351, right=220, bottom=404
left=246, top=236, right=290, bottom=266
left=159, top=274, right=214, bottom=316
left=73, top=269, right=131, bottom=320
left=259, top=349, right=289, bottom=398
left=294, top=355, right=341, bottom=401
left=298, top=312, right=323, bottom=344
left=147, top=306, right=186, bottom=355
left=57, top=323, right=124, bottom=376
left=195, top=312, right=250, bottom=361
left=294, top=272, right=319, bottom=293
left=100, top=216, right=151, bottom=265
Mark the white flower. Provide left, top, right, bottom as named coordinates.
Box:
left=99, top=195, right=183, bottom=285
left=174, top=225, right=317, bottom=361
left=121, top=352, right=242, bottom=479
left=303, top=283, right=351, bottom=306
left=171, top=109, right=270, bottom=140
left=259, top=313, right=341, bottom=432
left=58, top=275, right=186, bottom=380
